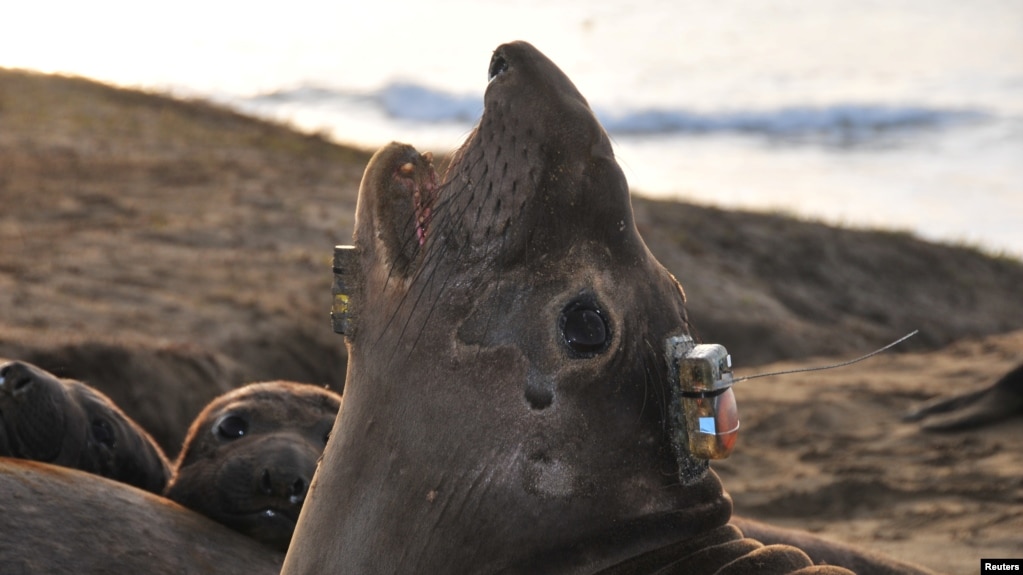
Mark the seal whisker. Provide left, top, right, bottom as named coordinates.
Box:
left=637, top=340, right=653, bottom=425
left=463, top=170, right=516, bottom=342
left=388, top=175, right=486, bottom=359
left=383, top=210, right=422, bottom=281
left=403, top=215, right=488, bottom=353
left=371, top=178, right=466, bottom=352
left=642, top=336, right=671, bottom=432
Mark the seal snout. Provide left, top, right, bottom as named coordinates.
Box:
left=0, top=361, right=37, bottom=397
left=488, top=52, right=509, bottom=81
left=259, top=466, right=309, bottom=505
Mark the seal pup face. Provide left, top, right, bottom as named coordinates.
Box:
left=284, top=41, right=731, bottom=574
left=0, top=359, right=171, bottom=493
left=165, top=381, right=340, bottom=551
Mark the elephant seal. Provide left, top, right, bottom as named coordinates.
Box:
left=164, top=381, right=341, bottom=551
left=0, top=359, right=170, bottom=493
left=903, top=362, right=1023, bottom=431
left=283, top=42, right=928, bottom=574
left=0, top=458, right=283, bottom=574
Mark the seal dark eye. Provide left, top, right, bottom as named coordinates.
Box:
left=90, top=418, right=116, bottom=448
left=559, top=299, right=611, bottom=357
left=214, top=414, right=249, bottom=440
left=488, top=54, right=509, bottom=81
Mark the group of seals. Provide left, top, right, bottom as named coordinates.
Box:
left=1, top=357, right=341, bottom=555
left=281, top=42, right=936, bottom=574
left=165, top=380, right=341, bottom=551
left=0, top=359, right=170, bottom=492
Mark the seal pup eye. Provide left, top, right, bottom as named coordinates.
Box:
left=488, top=53, right=509, bottom=81
left=214, top=414, right=249, bottom=440
left=559, top=299, right=611, bottom=357
left=90, top=418, right=116, bottom=448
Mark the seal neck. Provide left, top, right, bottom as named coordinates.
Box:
left=503, top=471, right=734, bottom=574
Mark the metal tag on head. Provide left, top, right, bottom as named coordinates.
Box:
left=665, top=337, right=740, bottom=466
left=331, top=246, right=359, bottom=337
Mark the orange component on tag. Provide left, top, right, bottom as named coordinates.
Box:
left=682, top=386, right=739, bottom=459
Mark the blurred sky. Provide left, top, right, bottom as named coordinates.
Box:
left=6, top=0, right=1020, bottom=103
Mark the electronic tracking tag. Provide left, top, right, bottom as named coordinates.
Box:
left=665, top=336, right=740, bottom=461
left=331, top=246, right=359, bottom=337
left=660, top=329, right=918, bottom=469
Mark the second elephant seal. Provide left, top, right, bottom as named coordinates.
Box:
left=164, top=381, right=341, bottom=551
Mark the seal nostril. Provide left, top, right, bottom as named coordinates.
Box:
left=488, top=54, right=509, bottom=81
left=0, top=364, right=34, bottom=394
left=290, top=477, right=307, bottom=500
left=524, top=382, right=554, bottom=411
left=260, top=469, right=273, bottom=496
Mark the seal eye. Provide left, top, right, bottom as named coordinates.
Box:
left=214, top=414, right=249, bottom=440
left=559, top=299, right=611, bottom=357
left=90, top=418, right=116, bottom=448
left=488, top=54, right=509, bottom=81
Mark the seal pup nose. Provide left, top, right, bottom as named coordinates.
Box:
left=258, top=467, right=310, bottom=502
left=0, top=361, right=35, bottom=396
left=289, top=477, right=307, bottom=503
left=260, top=468, right=273, bottom=495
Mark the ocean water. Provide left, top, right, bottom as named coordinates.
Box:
left=4, top=0, right=1022, bottom=257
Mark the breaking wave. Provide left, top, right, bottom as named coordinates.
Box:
left=246, top=82, right=988, bottom=141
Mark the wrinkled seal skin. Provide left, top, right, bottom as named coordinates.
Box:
left=283, top=42, right=927, bottom=574
left=730, top=518, right=938, bottom=575
left=0, top=359, right=170, bottom=493
left=0, top=458, right=284, bottom=574
left=904, top=362, right=1023, bottom=431
left=164, top=381, right=340, bottom=551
